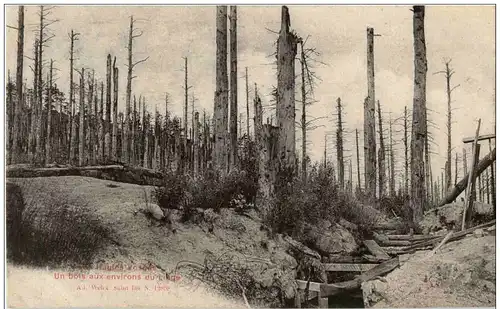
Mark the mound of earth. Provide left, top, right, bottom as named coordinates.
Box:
left=362, top=233, right=495, bottom=307
left=420, top=201, right=494, bottom=233
left=7, top=176, right=349, bottom=308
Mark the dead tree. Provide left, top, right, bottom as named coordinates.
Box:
left=98, top=82, right=104, bottom=162
left=245, top=67, right=250, bottom=137
left=125, top=16, right=149, bottom=165
left=356, top=128, right=361, bottom=191
left=44, top=59, right=53, bottom=164
left=164, top=93, right=170, bottom=170
left=455, top=152, right=458, bottom=186
left=404, top=106, right=409, bottom=195
left=214, top=6, right=229, bottom=173
left=337, top=98, right=345, bottom=188
left=194, top=111, right=200, bottom=175
left=411, top=5, right=428, bottom=223
left=277, top=6, right=299, bottom=173
left=104, top=54, right=112, bottom=162
left=78, top=68, right=85, bottom=166
left=389, top=114, right=396, bottom=196
left=377, top=100, right=386, bottom=198
left=68, top=30, right=80, bottom=164
left=11, top=5, right=24, bottom=164
left=229, top=6, right=238, bottom=170
left=112, top=57, right=119, bottom=160
left=365, top=27, right=378, bottom=200
left=183, top=57, right=192, bottom=157
left=434, top=59, right=460, bottom=192
left=28, top=39, right=39, bottom=162
left=131, top=96, right=137, bottom=165
left=87, top=71, right=95, bottom=164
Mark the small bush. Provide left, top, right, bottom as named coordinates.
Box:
left=7, top=185, right=111, bottom=269
left=264, top=162, right=378, bottom=242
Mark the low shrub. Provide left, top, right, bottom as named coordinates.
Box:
left=7, top=183, right=111, bottom=269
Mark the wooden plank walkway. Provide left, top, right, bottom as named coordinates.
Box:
left=363, top=240, right=390, bottom=260
left=323, top=263, right=377, bottom=272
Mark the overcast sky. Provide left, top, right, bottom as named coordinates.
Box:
left=5, top=5, right=495, bottom=188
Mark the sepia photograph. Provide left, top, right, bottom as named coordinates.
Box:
left=3, top=4, right=496, bottom=308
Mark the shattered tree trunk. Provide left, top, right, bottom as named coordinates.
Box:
left=112, top=58, right=119, bottom=161
left=404, top=106, right=409, bottom=195
left=277, top=5, right=298, bottom=173
left=194, top=111, right=200, bottom=176
left=124, top=16, right=134, bottom=165
left=214, top=6, right=229, bottom=173
left=29, top=40, right=39, bottom=163
left=365, top=27, right=377, bottom=200
left=78, top=68, right=85, bottom=166
left=337, top=98, right=344, bottom=188
left=300, top=41, right=307, bottom=182
left=131, top=96, right=137, bottom=166
left=438, top=150, right=496, bottom=207
left=98, top=83, right=104, bottom=163
left=44, top=59, right=53, bottom=165
left=35, top=8, right=44, bottom=164
left=411, top=5, right=427, bottom=223
left=165, top=94, right=170, bottom=170
left=356, top=129, right=361, bottom=191
left=389, top=115, right=396, bottom=196
left=105, top=54, right=112, bottom=162
left=377, top=100, right=386, bottom=198
left=246, top=67, right=250, bottom=137
left=87, top=72, right=94, bottom=165
left=12, top=5, right=24, bottom=164
left=229, top=5, right=238, bottom=170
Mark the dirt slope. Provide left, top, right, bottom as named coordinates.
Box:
left=7, top=176, right=301, bottom=308
left=362, top=233, right=495, bottom=307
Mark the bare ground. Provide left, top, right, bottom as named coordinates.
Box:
left=7, top=176, right=297, bottom=308
left=362, top=234, right=496, bottom=308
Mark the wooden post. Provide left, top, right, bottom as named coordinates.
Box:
left=461, top=119, right=481, bottom=230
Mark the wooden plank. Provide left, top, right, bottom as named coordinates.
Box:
left=387, top=234, right=439, bottom=241
left=296, top=280, right=321, bottom=292
left=363, top=240, right=390, bottom=260
left=323, top=263, right=377, bottom=272
left=319, top=297, right=329, bottom=308
left=320, top=257, right=400, bottom=298
left=462, top=133, right=495, bottom=144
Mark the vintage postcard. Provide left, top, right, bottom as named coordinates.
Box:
left=3, top=4, right=496, bottom=309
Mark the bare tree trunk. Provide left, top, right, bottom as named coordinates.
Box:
left=69, top=31, right=79, bottom=165
left=488, top=139, right=495, bottom=207
left=164, top=93, right=170, bottom=170
left=253, top=84, right=262, bottom=149
left=229, top=6, right=238, bottom=170
left=44, top=59, right=53, bottom=165
left=143, top=121, right=149, bottom=169
left=98, top=82, right=104, bottom=163
left=29, top=40, right=39, bottom=163
left=12, top=5, right=24, bottom=164
left=246, top=67, right=250, bottom=137
left=277, top=5, right=298, bottom=173
left=132, top=96, right=138, bottom=166
left=365, top=27, right=377, bottom=200
left=377, top=100, right=386, bottom=198
left=300, top=41, right=307, bottom=182
left=411, top=5, right=427, bottom=223
left=6, top=73, right=13, bottom=164
left=356, top=129, right=361, bottom=191
left=35, top=7, right=44, bottom=164
left=337, top=97, right=344, bottom=188
left=463, top=148, right=468, bottom=177
left=455, top=152, right=458, bottom=186
left=214, top=6, right=229, bottom=173
left=78, top=68, right=85, bottom=166
left=389, top=115, right=395, bottom=196
left=112, top=57, right=119, bottom=161
left=194, top=111, right=200, bottom=176
left=87, top=72, right=95, bottom=164
left=153, top=106, right=160, bottom=170
left=404, top=106, right=409, bottom=195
